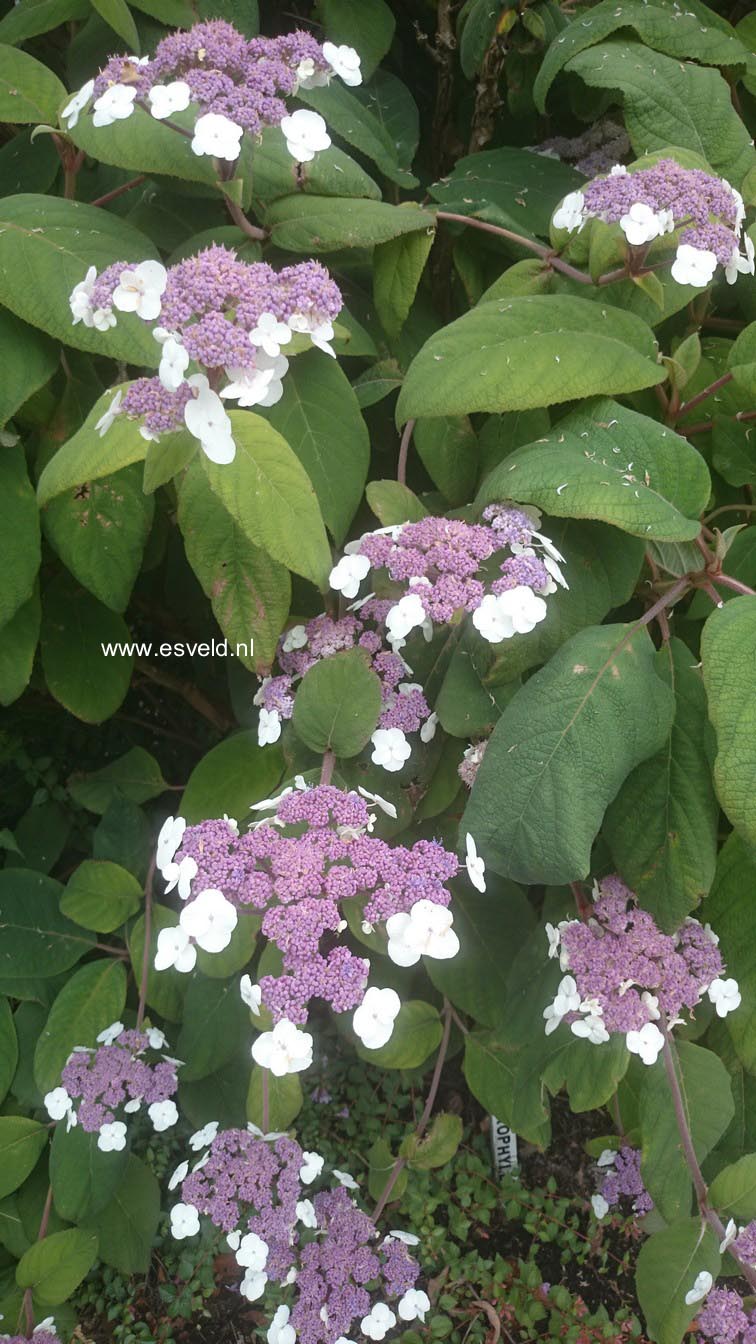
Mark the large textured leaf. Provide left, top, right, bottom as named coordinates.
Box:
left=0, top=587, right=40, bottom=707
left=709, top=1155, right=756, bottom=1222
left=535, top=0, right=751, bottom=110
left=50, top=1123, right=128, bottom=1222
left=82, top=1155, right=159, bottom=1275
left=605, top=639, right=718, bottom=930
left=0, top=1118, right=48, bottom=1200
left=636, top=1219, right=720, bottom=1344
left=266, top=196, right=436, bottom=253
left=16, top=1227, right=98, bottom=1304
left=262, top=350, right=369, bottom=545
left=357, top=1000, right=442, bottom=1069
left=565, top=41, right=756, bottom=184
left=461, top=624, right=675, bottom=884
left=33, top=959, right=127, bottom=1094
left=0, top=448, right=40, bottom=628
left=180, top=730, right=283, bottom=824
left=0, top=870, right=93, bottom=977
left=701, top=597, right=756, bottom=848
left=0, top=43, right=66, bottom=122
left=414, top=416, right=478, bottom=507
left=429, top=147, right=584, bottom=240
left=427, top=882, right=534, bottom=1028
left=0, top=310, right=57, bottom=428
left=40, top=574, right=132, bottom=724
left=0, top=999, right=18, bottom=1108
left=463, top=1030, right=551, bottom=1147
left=0, top=197, right=159, bottom=364
left=707, top=834, right=756, bottom=1073
left=0, top=0, right=88, bottom=44
left=319, top=0, right=395, bottom=79
left=60, top=860, right=142, bottom=933
left=176, top=977, right=250, bottom=1081
left=178, top=462, right=290, bottom=674
left=293, top=650, right=382, bottom=757
left=300, top=80, right=415, bottom=187
left=200, top=411, right=332, bottom=590
left=397, top=296, right=664, bottom=421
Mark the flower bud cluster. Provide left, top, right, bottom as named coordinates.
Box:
left=544, top=875, right=739, bottom=1064
left=43, top=1022, right=178, bottom=1151
left=62, top=22, right=362, bottom=165
left=458, top=739, right=488, bottom=789
left=153, top=789, right=468, bottom=1060
left=2, top=1320, right=60, bottom=1344
left=330, top=507, right=567, bottom=652
left=552, top=158, right=753, bottom=288
left=696, top=1288, right=756, bottom=1344
left=591, top=1146, right=653, bottom=1221
left=69, top=246, right=342, bottom=463
left=169, top=1124, right=426, bottom=1341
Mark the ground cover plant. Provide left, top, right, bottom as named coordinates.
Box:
left=1, top=1, right=756, bottom=1342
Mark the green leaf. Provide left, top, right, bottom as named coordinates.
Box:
left=0, top=1000, right=18, bottom=1107
left=0, top=447, right=40, bottom=627
left=435, top=629, right=520, bottom=738
left=707, top=833, right=756, bottom=1074
left=0, top=310, right=57, bottom=427
left=200, top=411, right=332, bottom=589
left=373, top=228, right=433, bottom=341
left=178, top=461, right=290, bottom=675
left=0, top=196, right=159, bottom=364
left=266, top=196, right=436, bottom=253
left=0, top=1118, right=48, bottom=1200
left=401, top=1113, right=463, bottom=1170
left=82, top=1154, right=159, bottom=1275
left=300, top=81, right=415, bottom=188
left=248, top=125, right=381, bottom=204
left=0, top=870, right=93, bottom=977
left=728, top=322, right=756, bottom=398
left=565, top=42, right=756, bottom=184
left=429, top=147, right=584, bottom=241
left=68, top=747, right=168, bottom=814
left=196, top=912, right=259, bottom=980
left=352, top=359, right=403, bottom=409
left=42, top=462, right=154, bottom=613
left=427, top=882, right=534, bottom=1028
left=128, top=903, right=187, bottom=1024
left=463, top=1029, right=550, bottom=1147
left=34, top=959, right=127, bottom=1094
left=640, top=1041, right=734, bottom=1221
left=292, top=650, right=382, bottom=757
left=701, top=597, right=756, bottom=848
left=17, top=1227, right=98, bottom=1304
left=0, top=587, right=40, bottom=707
left=181, top=730, right=283, bottom=825
left=177, top=976, right=249, bottom=1082
left=414, top=416, right=478, bottom=507
left=712, top=415, right=756, bottom=488
left=246, top=1067, right=303, bottom=1132
left=262, top=349, right=369, bottom=545
left=709, top=1154, right=756, bottom=1221
left=352, top=70, right=419, bottom=178
left=0, top=0, right=88, bottom=44
left=365, top=479, right=428, bottom=525
left=367, top=1137, right=407, bottom=1203
left=605, top=639, right=718, bottom=930
left=356, top=1000, right=442, bottom=1069
left=535, top=0, right=750, bottom=111
left=90, top=0, right=138, bottom=46
left=179, top=1053, right=248, bottom=1131
left=461, top=623, right=675, bottom=884
left=50, top=1122, right=128, bottom=1222
left=40, top=574, right=132, bottom=724
left=319, top=0, right=395, bottom=79
left=68, top=102, right=242, bottom=191
left=397, top=296, right=664, bottom=422
left=0, top=43, right=66, bottom=122
left=636, top=1219, right=720, bottom=1344
left=61, top=861, right=142, bottom=933
left=542, top=1033, right=630, bottom=1112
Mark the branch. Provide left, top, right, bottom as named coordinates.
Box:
left=397, top=419, right=416, bottom=486
left=434, top=210, right=596, bottom=285
left=320, top=749, right=335, bottom=787
left=135, top=659, right=232, bottom=733
left=90, top=174, right=147, bottom=208
left=223, top=195, right=268, bottom=242
left=136, top=857, right=155, bottom=1030
left=676, top=372, right=734, bottom=421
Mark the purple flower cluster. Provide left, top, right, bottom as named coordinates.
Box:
left=3, top=1330, right=59, bottom=1344
left=733, top=1222, right=756, bottom=1267
left=171, top=786, right=458, bottom=1025
left=532, top=118, right=630, bottom=177
left=597, top=1147, right=653, bottom=1217
left=43, top=1024, right=178, bottom=1147
left=697, top=1289, right=756, bottom=1344
left=92, top=23, right=331, bottom=135
left=458, top=739, right=488, bottom=789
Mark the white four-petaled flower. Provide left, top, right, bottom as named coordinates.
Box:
left=62, top=78, right=94, bottom=128
left=671, top=244, right=718, bottom=288
left=189, top=1120, right=219, bottom=1150
left=684, top=1270, right=713, bottom=1306
left=92, top=84, right=136, bottom=127
left=163, top=854, right=197, bottom=901
left=95, top=389, right=124, bottom=437
left=250, top=312, right=292, bottom=358
left=251, top=1018, right=314, bottom=1076
left=267, top=1304, right=296, bottom=1344
left=322, top=42, right=362, bottom=86
left=552, top=190, right=585, bottom=233
left=159, top=337, right=190, bottom=391
left=386, top=900, right=459, bottom=967
left=591, top=1193, right=609, bottom=1220
left=360, top=1303, right=396, bottom=1341
left=96, top=1021, right=124, bottom=1046
left=296, top=1198, right=318, bottom=1228
left=625, top=1021, right=664, bottom=1066
left=98, top=1120, right=127, bottom=1152
left=170, top=1202, right=200, bottom=1239
left=240, top=975, right=263, bottom=1015
left=113, top=259, right=167, bottom=321
left=352, top=986, right=401, bottom=1049
left=148, top=80, right=191, bottom=120
left=157, top=815, right=186, bottom=869
left=543, top=975, right=581, bottom=1035
left=370, top=727, right=411, bottom=773
left=179, top=888, right=238, bottom=954
left=708, top=977, right=741, bottom=1017
left=235, top=1231, right=269, bottom=1269
left=258, top=707, right=282, bottom=747
left=184, top=373, right=236, bottom=463
left=280, top=109, right=331, bottom=162
left=465, top=833, right=486, bottom=892
left=154, top=925, right=197, bottom=974
left=397, top=1289, right=431, bottom=1323
left=329, top=553, right=371, bottom=599
left=300, top=1151, right=324, bottom=1183
left=191, top=111, right=243, bottom=160
left=148, top=1099, right=179, bottom=1131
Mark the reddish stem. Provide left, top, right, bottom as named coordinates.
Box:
left=397, top=419, right=416, bottom=486
left=90, top=174, right=147, bottom=208
left=320, top=750, right=335, bottom=787
left=676, top=372, right=734, bottom=420
left=715, top=573, right=756, bottom=597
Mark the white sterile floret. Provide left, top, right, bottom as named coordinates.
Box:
left=168, top=1160, right=189, bottom=1191
left=329, top=553, right=371, bottom=599
left=240, top=1268, right=268, bottom=1300
left=240, top=975, right=263, bottom=1015
left=95, top=389, right=124, bottom=437
left=386, top=900, right=459, bottom=968
left=163, top=854, right=197, bottom=901
left=180, top=888, right=238, bottom=954
left=708, top=977, right=741, bottom=1017
left=333, top=1169, right=359, bottom=1189
left=597, top=1149, right=617, bottom=1168
left=280, top=109, right=331, bottom=162
left=465, top=832, right=486, bottom=892
left=725, top=235, right=755, bottom=285
left=625, top=1021, right=664, bottom=1066
left=185, top=374, right=236, bottom=463
left=296, top=1198, right=318, bottom=1229
left=591, top=1193, right=609, bottom=1220
left=619, top=202, right=669, bottom=246
left=69, top=265, right=96, bottom=325
left=397, top=1289, right=431, bottom=1323
left=251, top=1018, right=313, bottom=1076
left=352, top=986, right=401, bottom=1049
left=191, top=112, right=243, bottom=160
left=720, top=1218, right=737, bottom=1253
left=98, top=1121, right=128, bottom=1152
left=148, top=80, right=191, bottom=120
left=44, top=1086, right=74, bottom=1121
left=159, top=337, right=190, bottom=391
left=685, top=1271, right=713, bottom=1306
left=124, top=1098, right=141, bottom=1114
left=92, top=84, right=136, bottom=127
left=471, top=593, right=510, bottom=643
left=571, top=1013, right=609, bottom=1045
left=322, top=42, right=362, bottom=86
left=236, top=1231, right=269, bottom=1269
left=295, top=57, right=328, bottom=90
left=282, top=624, right=307, bottom=653
left=552, top=190, right=585, bottom=233
left=113, top=260, right=167, bottom=321
left=545, top=923, right=561, bottom=959
left=154, top=925, right=197, bottom=974
left=96, top=1021, right=124, bottom=1046
left=62, top=79, right=94, bottom=128
left=170, top=1202, right=200, bottom=1239
left=148, top=1099, right=179, bottom=1131
left=258, top=707, right=282, bottom=747
left=300, top=1150, right=325, bottom=1183
left=189, top=1121, right=219, bottom=1150
left=268, top=1305, right=297, bottom=1344
left=250, top=311, right=292, bottom=357
left=360, top=1303, right=397, bottom=1341
left=641, top=991, right=660, bottom=1020
left=671, top=243, right=718, bottom=287
left=499, top=585, right=548, bottom=634
left=420, top=711, right=439, bottom=744
left=221, top=354, right=289, bottom=408
left=357, top=786, right=397, bottom=818
left=385, top=592, right=427, bottom=642
left=157, top=816, right=186, bottom=869
left=543, top=975, right=581, bottom=1035
left=370, top=727, right=411, bottom=773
